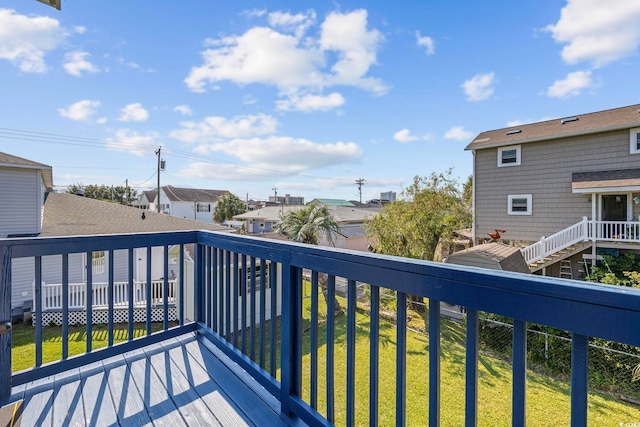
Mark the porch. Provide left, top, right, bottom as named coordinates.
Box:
left=2, top=230, right=640, bottom=426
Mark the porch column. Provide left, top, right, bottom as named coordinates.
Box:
left=591, top=193, right=597, bottom=266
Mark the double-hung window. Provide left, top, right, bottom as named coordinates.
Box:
left=630, top=128, right=640, bottom=154
left=508, top=195, right=532, bottom=215
left=498, top=145, right=521, bottom=167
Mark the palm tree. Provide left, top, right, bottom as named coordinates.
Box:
left=275, top=204, right=342, bottom=312
left=213, top=193, right=246, bottom=223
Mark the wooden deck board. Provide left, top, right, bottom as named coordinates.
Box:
left=7, top=332, right=298, bottom=427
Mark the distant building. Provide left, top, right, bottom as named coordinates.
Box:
left=268, top=194, right=304, bottom=205
left=135, top=185, right=230, bottom=223
left=380, top=191, right=396, bottom=202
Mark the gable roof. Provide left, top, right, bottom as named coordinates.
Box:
left=0, top=151, right=53, bottom=190
left=40, top=193, right=231, bottom=237
left=466, top=104, right=640, bottom=151
left=161, top=185, right=229, bottom=203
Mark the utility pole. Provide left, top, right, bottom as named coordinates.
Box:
left=125, top=179, right=129, bottom=205
left=155, top=147, right=164, bottom=213
left=355, top=178, right=365, bottom=203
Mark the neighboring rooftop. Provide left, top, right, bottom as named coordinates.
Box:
left=162, top=185, right=229, bottom=202
left=233, top=205, right=377, bottom=223
left=308, top=198, right=356, bottom=207
left=445, top=242, right=530, bottom=274
left=466, top=103, right=640, bottom=151
left=40, top=193, right=231, bottom=237
left=0, top=151, right=53, bottom=190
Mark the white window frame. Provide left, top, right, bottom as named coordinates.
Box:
left=630, top=127, right=640, bottom=154
left=498, top=145, right=521, bottom=167
left=508, top=194, right=532, bottom=215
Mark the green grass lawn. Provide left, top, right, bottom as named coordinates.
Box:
left=11, top=321, right=171, bottom=372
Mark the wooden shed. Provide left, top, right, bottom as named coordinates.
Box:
left=445, top=242, right=530, bottom=274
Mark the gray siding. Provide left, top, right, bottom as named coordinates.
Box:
left=474, top=129, right=640, bottom=243
left=0, top=167, right=40, bottom=238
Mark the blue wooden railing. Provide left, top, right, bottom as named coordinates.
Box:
left=2, top=230, right=640, bottom=426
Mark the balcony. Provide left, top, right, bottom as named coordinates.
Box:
left=1, top=230, right=640, bottom=426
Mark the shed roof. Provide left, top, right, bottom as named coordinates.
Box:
left=466, top=104, right=640, bottom=151
left=0, top=151, right=53, bottom=190
left=39, top=193, right=231, bottom=237
left=445, top=242, right=530, bottom=274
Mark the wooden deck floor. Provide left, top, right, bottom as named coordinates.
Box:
left=6, top=333, right=300, bottom=427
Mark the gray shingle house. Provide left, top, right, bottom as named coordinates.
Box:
left=467, top=104, right=640, bottom=277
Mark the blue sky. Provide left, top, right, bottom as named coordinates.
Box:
left=1, top=1, right=640, bottom=202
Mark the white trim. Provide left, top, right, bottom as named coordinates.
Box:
left=497, top=145, right=521, bottom=167
left=573, top=185, right=640, bottom=194
left=508, top=194, right=532, bottom=215
left=630, top=127, right=640, bottom=154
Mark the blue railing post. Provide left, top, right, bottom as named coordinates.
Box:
left=465, top=308, right=479, bottom=426
left=428, top=299, right=441, bottom=427
left=280, top=252, right=300, bottom=416
left=571, top=333, right=588, bottom=427
left=194, top=244, right=205, bottom=324
left=0, top=245, right=12, bottom=401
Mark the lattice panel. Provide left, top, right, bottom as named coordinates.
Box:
left=35, top=307, right=178, bottom=326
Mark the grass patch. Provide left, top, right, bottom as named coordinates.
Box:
left=11, top=321, right=173, bottom=372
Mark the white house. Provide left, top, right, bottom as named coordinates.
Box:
left=147, top=185, right=230, bottom=223
left=0, top=152, right=52, bottom=239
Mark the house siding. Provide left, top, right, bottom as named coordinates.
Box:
left=0, top=167, right=40, bottom=238
left=475, top=129, right=640, bottom=243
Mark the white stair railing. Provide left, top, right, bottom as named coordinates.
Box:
left=521, top=217, right=589, bottom=265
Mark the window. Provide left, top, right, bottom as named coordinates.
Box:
left=238, top=261, right=272, bottom=296
left=508, top=195, right=532, bottom=215
left=630, top=128, right=640, bottom=154
left=498, top=145, right=521, bottom=167
left=196, top=203, right=210, bottom=212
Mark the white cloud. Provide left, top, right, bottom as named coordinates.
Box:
left=185, top=9, right=386, bottom=100
left=74, top=26, right=86, bottom=34
left=170, top=113, right=278, bottom=143
left=107, top=129, right=158, bottom=156
left=96, top=117, right=107, bottom=124
left=174, top=105, right=192, bottom=116
left=276, top=92, right=345, bottom=112
left=180, top=136, right=363, bottom=181
left=58, top=100, right=101, bottom=121
left=444, top=126, right=474, bottom=140
left=118, top=103, right=149, bottom=122
left=393, top=128, right=432, bottom=143
left=268, top=10, right=316, bottom=37
left=547, top=70, right=593, bottom=98
left=416, top=31, right=435, bottom=55
left=545, top=0, right=640, bottom=67
left=393, top=129, right=417, bottom=143
left=240, top=9, right=267, bottom=18
left=63, top=51, right=99, bottom=77
left=0, top=8, right=67, bottom=73
left=462, top=72, right=495, bottom=101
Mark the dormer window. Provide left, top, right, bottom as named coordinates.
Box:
left=630, top=127, right=640, bottom=154
left=498, top=145, right=521, bottom=167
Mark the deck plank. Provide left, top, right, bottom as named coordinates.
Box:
left=20, top=376, right=55, bottom=427
left=51, top=368, right=85, bottom=426
left=78, top=360, right=119, bottom=427
left=144, top=341, right=223, bottom=426
left=103, top=355, right=153, bottom=427
left=161, top=337, right=253, bottom=426
left=124, top=347, right=188, bottom=427
left=181, top=336, right=292, bottom=426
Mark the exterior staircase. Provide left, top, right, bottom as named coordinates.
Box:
left=527, top=241, right=591, bottom=273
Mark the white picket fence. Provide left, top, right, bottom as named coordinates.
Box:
left=38, top=280, right=177, bottom=311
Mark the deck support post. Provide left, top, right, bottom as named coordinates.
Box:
left=0, top=246, right=11, bottom=402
